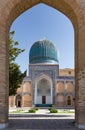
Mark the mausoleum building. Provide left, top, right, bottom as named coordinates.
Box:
left=9, top=39, right=75, bottom=108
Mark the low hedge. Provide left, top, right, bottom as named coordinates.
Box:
left=28, top=109, right=36, bottom=113
left=49, top=108, right=58, bottom=113
left=48, top=108, right=53, bottom=111
left=28, top=107, right=39, bottom=113
left=34, top=107, right=39, bottom=111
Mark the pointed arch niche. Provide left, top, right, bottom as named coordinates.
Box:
left=34, top=74, right=53, bottom=106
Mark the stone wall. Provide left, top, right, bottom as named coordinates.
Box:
left=55, top=80, right=75, bottom=108
left=9, top=96, right=15, bottom=108
left=59, top=69, right=74, bottom=76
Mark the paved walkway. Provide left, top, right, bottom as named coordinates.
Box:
left=5, top=119, right=76, bottom=130
left=4, top=115, right=79, bottom=130
left=4, top=109, right=80, bottom=130
left=36, top=108, right=49, bottom=114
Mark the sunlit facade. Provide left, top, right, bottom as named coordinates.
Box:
left=9, top=39, right=75, bottom=108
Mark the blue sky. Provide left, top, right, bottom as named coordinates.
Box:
left=10, top=3, right=74, bottom=73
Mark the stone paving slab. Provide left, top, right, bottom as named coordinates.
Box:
left=9, top=114, right=74, bottom=117
left=9, top=115, right=74, bottom=120
left=4, top=128, right=78, bottom=129
left=4, top=118, right=79, bottom=130
left=3, top=113, right=80, bottom=130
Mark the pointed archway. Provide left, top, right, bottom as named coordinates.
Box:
left=34, top=74, right=53, bottom=107
left=0, top=0, right=85, bottom=129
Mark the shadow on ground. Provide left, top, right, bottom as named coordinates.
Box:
left=4, top=118, right=78, bottom=130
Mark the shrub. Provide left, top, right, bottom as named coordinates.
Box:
left=34, top=107, right=39, bottom=111
left=49, top=108, right=58, bottom=113
left=48, top=108, right=52, bottom=111
left=29, top=109, right=36, bottom=113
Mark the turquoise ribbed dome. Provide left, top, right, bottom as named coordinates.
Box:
left=29, top=39, right=59, bottom=64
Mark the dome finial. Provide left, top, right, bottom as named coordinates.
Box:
left=40, top=37, right=47, bottom=41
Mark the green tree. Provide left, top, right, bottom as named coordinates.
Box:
left=9, top=31, right=26, bottom=96
left=9, top=31, right=25, bottom=63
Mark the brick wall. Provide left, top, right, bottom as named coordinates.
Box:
left=0, top=0, right=85, bottom=129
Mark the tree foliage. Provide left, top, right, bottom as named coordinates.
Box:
left=9, top=31, right=25, bottom=63
left=9, top=31, right=26, bottom=96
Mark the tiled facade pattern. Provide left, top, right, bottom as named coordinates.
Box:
left=9, top=68, right=75, bottom=109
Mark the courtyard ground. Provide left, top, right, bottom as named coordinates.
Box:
left=3, top=108, right=81, bottom=130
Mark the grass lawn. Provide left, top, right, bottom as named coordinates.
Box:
left=9, top=108, right=75, bottom=114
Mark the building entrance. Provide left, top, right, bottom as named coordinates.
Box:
left=16, top=95, right=22, bottom=107
left=42, top=96, right=46, bottom=104
left=35, top=76, right=52, bottom=107
left=17, top=100, right=21, bottom=107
